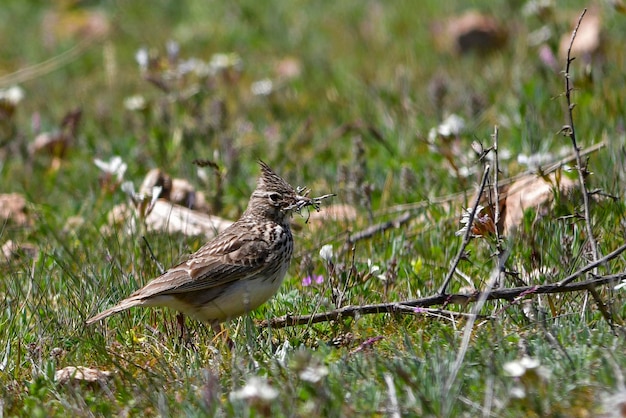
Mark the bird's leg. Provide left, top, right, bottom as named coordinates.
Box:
left=177, top=313, right=187, bottom=343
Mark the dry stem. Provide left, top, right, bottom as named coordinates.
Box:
left=260, top=274, right=621, bottom=329
left=438, top=164, right=490, bottom=295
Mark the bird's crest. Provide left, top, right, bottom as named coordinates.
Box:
left=257, top=160, right=296, bottom=194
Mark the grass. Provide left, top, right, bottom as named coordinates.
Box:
left=2, top=0, right=626, bottom=416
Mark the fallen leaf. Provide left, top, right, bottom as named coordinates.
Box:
left=0, top=193, right=30, bottom=226
left=55, top=366, right=112, bottom=385
left=2, top=240, right=38, bottom=262
left=139, top=168, right=172, bottom=198
left=432, top=11, right=507, bottom=55
left=29, top=109, right=82, bottom=163
left=104, top=201, right=232, bottom=239
left=501, top=172, right=577, bottom=234
left=41, top=8, right=111, bottom=48
left=274, top=57, right=302, bottom=80
left=63, top=216, right=85, bottom=234
left=558, top=9, right=603, bottom=63
left=139, top=168, right=209, bottom=211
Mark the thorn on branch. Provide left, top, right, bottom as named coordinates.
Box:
left=559, top=125, right=573, bottom=136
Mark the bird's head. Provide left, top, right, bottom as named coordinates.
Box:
left=248, top=161, right=314, bottom=222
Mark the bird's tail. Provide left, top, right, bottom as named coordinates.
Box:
left=85, top=297, right=143, bottom=325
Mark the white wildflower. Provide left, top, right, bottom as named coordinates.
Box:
left=209, top=53, right=242, bottom=73
left=517, top=152, right=553, bottom=169
left=177, top=58, right=211, bottom=77
left=274, top=340, right=292, bottom=367
left=615, top=280, right=626, bottom=291
left=135, top=48, right=149, bottom=71
left=229, top=376, right=278, bottom=402
left=120, top=181, right=136, bottom=197
left=319, top=244, right=334, bottom=263
left=166, top=40, right=179, bottom=60
left=123, top=95, right=147, bottom=111
left=455, top=205, right=484, bottom=236
left=299, top=364, right=329, bottom=384
left=0, top=86, right=25, bottom=105
left=367, top=259, right=380, bottom=275
left=251, top=79, right=273, bottom=96
left=430, top=114, right=466, bottom=141
left=503, top=356, right=540, bottom=377
left=94, top=156, right=127, bottom=182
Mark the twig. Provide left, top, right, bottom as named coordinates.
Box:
left=557, top=242, right=626, bottom=286
left=346, top=211, right=414, bottom=244
left=560, top=9, right=615, bottom=329
left=384, top=373, right=401, bottom=418
left=442, top=250, right=509, bottom=414
left=439, top=164, right=491, bottom=295
left=375, top=140, right=605, bottom=217
left=492, top=126, right=503, bottom=251
left=394, top=304, right=490, bottom=320
left=346, top=140, right=603, bottom=246
left=540, top=324, right=575, bottom=369
left=586, top=284, right=614, bottom=328
left=0, top=36, right=103, bottom=87
left=259, top=273, right=621, bottom=329
left=562, top=8, right=600, bottom=265
left=142, top=236, right=165, bottom=274
left=483, top=375, right=495, bottom=418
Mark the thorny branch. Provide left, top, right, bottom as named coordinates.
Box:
left=561, top=9, right=614, bottom=328
left=375, top=140, right=606, bottom=217
left=557, top=242, right=626, bottom=287
left=562, top=8, right=600, bottom=266
left=340, top=142, right=606, bottom=253
left=346, top=211, right=413, bottom=244
left=443, top=250, right=510, bottom=408
left=277, top=12, right=620, bottom=335
left=260, top=274, right=622, bottom=329
left=438, top=164, right=491, bottom=295
left=491, top=126, right=503, bottom=253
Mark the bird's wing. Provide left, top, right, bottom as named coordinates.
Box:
left=128, top=230, right=271, bottom=299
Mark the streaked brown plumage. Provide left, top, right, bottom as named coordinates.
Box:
left=86, top=161, right=313, bottom=329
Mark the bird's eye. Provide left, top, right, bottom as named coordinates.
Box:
left=269, top=193, right=281, bottom=202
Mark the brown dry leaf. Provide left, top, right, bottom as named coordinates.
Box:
left=432, top=10, right=508, bottom=55
left=140, top=168, right=209, bottom=211
left=62, top=215, right=85, bottom=234
left=29, top=132, right=69, bottom=159
left=170, top=178, right=209, bottom=212
left=308, top=204, right=357, bottom=229
left=2, top=240, right=38, bottom=262
left=558, top=9, right=603, bottom=63
left=274, top=57, right=302, bottom=80
left=55, top=366, right=112, bottom=385
left=0, top=193, right=30, bottom=226
left=105, top=200, right=233, bottom=239
left=146, top=200, right=231, bottom=237
left=29, top=109, right=82, bottom=163
left=608, top=0, right=626, bottom=14
left=106, top=203, right=131, bottom=229
left=502, top=172, right=577, bottom=234
left=140, top=168, right=172, bottom=198
left=41, top=8, right=111, bottom=48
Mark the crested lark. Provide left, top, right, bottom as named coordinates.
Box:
left=86, top=161, right=321, bottom=331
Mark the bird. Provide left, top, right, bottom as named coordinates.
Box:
left=86, top=160, right=316, bottom=332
